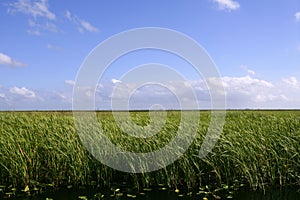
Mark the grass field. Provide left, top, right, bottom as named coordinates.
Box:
left=0, top=110, right=299, bottom=196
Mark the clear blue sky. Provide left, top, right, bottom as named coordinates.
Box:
left=0, top=0, right=300, bottom=110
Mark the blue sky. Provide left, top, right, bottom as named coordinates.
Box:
left=0, top=0, right=300, bottom=110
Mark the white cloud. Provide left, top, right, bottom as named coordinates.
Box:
left=8, top=0, right=56, bottom=20
left=0, top=53, right=27, bottom=67
left=65, top=10, right=99, bottom=33
left=1, top=75, right=300, bottom=110
left=65, top=80, right=75, bottom=86
left=110, top=75, right=295, bottom=109
left=211, top=0, right=240, bottom=11
left=100, top=75, right=298, bottom=109
left=9, top=87, right=36, bottom=98
left=254, top=94, right=287, bottom=103
left=241, top=65, right=256, bottom=76
left=295, top=11, right=300, bottom=21
left=221, top=75, right=273, bottom=89
left=282, top=76, right=300, bottom=89
left=111, top=78, right=122, bottom=84
left=99, top=76, right=278, bottom=109
left=206, top=75, right=285, bottom=107
left=247, top=70, right=256, bottom=76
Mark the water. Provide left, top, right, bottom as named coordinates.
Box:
left=235, top=187, right=300, bottom=200
left=4, top=186, right=299, bottom=200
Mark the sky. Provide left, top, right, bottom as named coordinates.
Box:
left=0, top=0, right=300, bottom=110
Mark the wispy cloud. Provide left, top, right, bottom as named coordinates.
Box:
left=65, top=10, right=99, bottom=33
left=7, top=0, right=57, bottom=35
left=46, top=43, right=62, bottom=51
left=211, top=0, right=240, bottom=11
left=295, top=11, right=300, bottom=21
left=241, top=65, right=256, bottom=76
left=27, top=19, right=58, bottom=34
left=65, top=80, right=75, bottom=86
left=65, top=10, right=72, bottom=21
left=0, top=53, right=27, bottom=67
left=8, top=0, right=55, bottom=20
left=27, top=29, right=41, bottom=36
left=7, top=1, right=98, bottom=35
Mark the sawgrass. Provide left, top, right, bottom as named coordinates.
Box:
left=0, top=110, right=299, bottom=192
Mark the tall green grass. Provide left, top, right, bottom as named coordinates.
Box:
left=0, top=111, right=299, bottom=191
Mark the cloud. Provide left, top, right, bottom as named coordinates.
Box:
left=65, top=10, right=72, bottom=20
left=47, top=43, right=62, bottom=51
left=65, top=10, right=99, bottom=33
left=211, top=0, right=240, bottom=11
left=9, top=87, right=36, bottom=98
left=222, top=75, right=273, bottom=88
left=27, top=29, right=41, bottom=35
left=1, top=75, right=300, bottom=110
left=282, top=76, right=300, bottom=89
left=74, top=75, right=299, bottom=110
left=111, top=78, right=122, bottom=84
left=247, top=70, right=256, bottom=76
left=7, top=0, right=58, bottom=35
left=95, top=76, right=284, bottom=109
left=8, top=0, right=55, bottom=20
left=79, top=19, right=99, bottom=32
left=65, top=80, right=75, bottom=86
left=7, top=1, right=98, bottom=35
left=241, top=65, right=256, bottom=76
left=295, top=12, right=300, bottom=21
left=207, top=75, right=277, bottom=105
left=28, top=19, right=58, bottom=33
left=0, top=53, right=27, bottom=67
